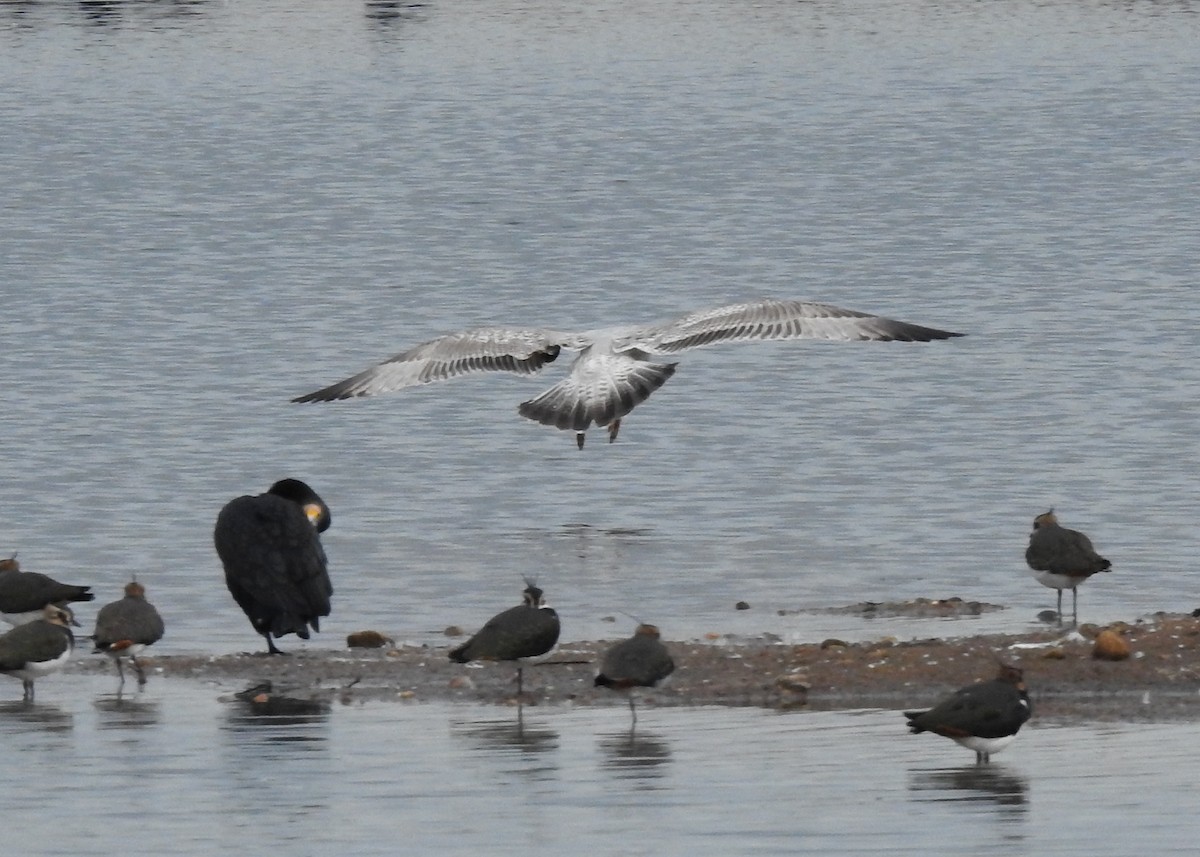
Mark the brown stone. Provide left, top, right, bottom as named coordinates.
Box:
left=346, top=630, right=394, bottom=649
left=1093, top=629, right=1131, bottom=661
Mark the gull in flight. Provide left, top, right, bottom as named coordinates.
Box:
left=293, top=297, right=964, bottom=448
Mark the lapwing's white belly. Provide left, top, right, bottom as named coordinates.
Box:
left=4, top=647, right=72, bottom=682
left=953, top=734, right=1017, bottom=756
left=1, top=610, right=47, bottom=627
left=1034, top=570, right=1083, bottom=591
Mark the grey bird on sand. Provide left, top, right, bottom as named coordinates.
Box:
left=0, top=603, right=77, bottom=702
left=0, top=554, right=94, bottom=626
left=92, top=579, right=165, bottom=687
left=449, top=582, right=560, bottom=698
left=595, top=622, right=676, bottom=725
left=1025, top=510, right=1111, bottom=625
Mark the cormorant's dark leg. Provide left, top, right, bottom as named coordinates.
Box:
left=23, top=679, right=34, bottom=702
left=265, top=634, right=287, bottom=655
left=575, top=432, right=586, bottom=450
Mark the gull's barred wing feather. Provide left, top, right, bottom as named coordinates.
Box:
left=293, top=328, right=570, bottom=402
left=624, top=299, right=963, bottom=354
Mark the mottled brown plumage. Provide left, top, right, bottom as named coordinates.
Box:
left=595, top=623, right=675, bottom=724
left=93, top=580, right=165, bottom=686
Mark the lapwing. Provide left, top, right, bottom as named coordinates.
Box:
left=595, top=622, right=675, bottom=725
left=449, top=582, right=560, bottom=697
left=1025, top=510, right=1111, bottom=625
left=293, top=297, right=963, bottom=448
left=0, top=554, right=94, bottom=626
left=214, top=478, right=333, bottom=655
left=92, top=579, right=165, bottom=687
left=904, top=664, right=1032, bottom=763
left=0, top=603, right=76, bottom=701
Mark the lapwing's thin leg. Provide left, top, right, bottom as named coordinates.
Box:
left=132, top=655, right=147, bottom=686
left=115, top=658, right=126, bottom=688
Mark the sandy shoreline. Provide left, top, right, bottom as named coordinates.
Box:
left=64, top=612, right=1200, bottom=722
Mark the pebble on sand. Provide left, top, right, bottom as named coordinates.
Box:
left=1093, top=629, right=1131, bottom=661
left=347, top=630, right=395, bottom=649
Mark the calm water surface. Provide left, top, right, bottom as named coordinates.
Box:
left=1, top=0, right=1198, bottom=851
left=4, top=676, right=1200, bottom=856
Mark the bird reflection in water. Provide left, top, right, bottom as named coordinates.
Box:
left=598, top=729, right=673, bottom=782
left=364, top=0, right=427, bottom=25
left=453, top=712, right=560, bottom=757
left=554, top=522, right=654, bottom=567
left=452, top=713, right=560, bottom=781
left=0, top=699, right=74, bottom=733
left=223, top=681, right=332, bottom=744
left=908, top=765, right=1029, bottom=814
left=93, top=694, right=162, bottom=730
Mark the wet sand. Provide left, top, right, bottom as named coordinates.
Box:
left=67, top=612, right=1200, bottom=722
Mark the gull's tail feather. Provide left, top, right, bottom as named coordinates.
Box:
left=518, top=361, right=677, bottom=432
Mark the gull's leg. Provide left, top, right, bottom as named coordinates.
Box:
left=608, top=419, right=621, bottom=444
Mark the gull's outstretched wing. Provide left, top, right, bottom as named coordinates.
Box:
left=621, top=298, right=964, bottom=355
left=293, top=327, right=573, bottom=402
